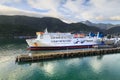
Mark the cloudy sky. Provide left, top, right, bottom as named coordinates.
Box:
left=0, top=0, right=120, bottom=24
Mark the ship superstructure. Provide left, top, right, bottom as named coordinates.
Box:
left=26, top=29, right=104, bottom=50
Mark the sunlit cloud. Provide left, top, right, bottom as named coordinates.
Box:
left=0, top=0, right=119, bottom=24
left=95, top=16, right=104, bottom=20
left=0, top=5, right=43, bottom=17
left=0, top=0, right=21, bottom=4
left=110, top=16, right=120, bottom=21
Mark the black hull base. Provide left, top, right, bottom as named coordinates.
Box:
left=27, top=45, right=93, bottom=51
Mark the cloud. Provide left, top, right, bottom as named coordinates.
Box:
left=0, top=0, right=21, bottom=4
left=27, top=0, right=60, bottom=18
left=89, top=0, right=120, bottom=19
left=0, top=5, right=43, bottom=17
left=27, top=0, right=120, bottom=23
left=110, top=16, right=120, bottom=21
left=0, top=0, right=120, bottom=24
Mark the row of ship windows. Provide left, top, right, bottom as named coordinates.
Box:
left=86, top=40, right=93, bottom=42
left=51, top=37, right=71, bottom=39
left=51, top=40, right=71, bottom=42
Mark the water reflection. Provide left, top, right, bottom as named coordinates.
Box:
left=89, top=57, right=102, bottom=73
left=97, top=55, right=103, bottom=60
left=0, top=39, right=120, bottom=80
left=42, top=63, right=55, bottom=75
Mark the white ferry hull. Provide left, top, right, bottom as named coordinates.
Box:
left=26, top=29, right=103, bottom=51
left=26, top=38, right=99, bottom=51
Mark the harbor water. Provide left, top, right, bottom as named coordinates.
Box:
left=0, top=39, right=120, bottom=80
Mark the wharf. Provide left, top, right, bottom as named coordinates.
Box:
left=16, top=47, right=120, bottom=63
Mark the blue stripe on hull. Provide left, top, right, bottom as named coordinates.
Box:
left=28, top=45, right=93, bottom=51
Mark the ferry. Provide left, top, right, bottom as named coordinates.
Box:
left=26, top=29, right=104, bottom=51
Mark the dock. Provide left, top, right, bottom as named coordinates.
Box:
left=16, top=47, right=120, bottom=63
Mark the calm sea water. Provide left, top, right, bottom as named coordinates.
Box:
left=0, top=39, right=120, bottom=80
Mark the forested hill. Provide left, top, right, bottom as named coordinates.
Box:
left=106, top=26, right=120, bottom=34
left=0, top=15, right=108, bottom=37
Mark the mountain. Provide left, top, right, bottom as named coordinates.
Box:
left=0, top=15, right=102, bottom=37
left=106, top=26, right=120, bottom=34
left=81, top=20, right=117, bottom=30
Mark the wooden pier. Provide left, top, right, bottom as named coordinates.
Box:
left=16, top=47, right=120, bottom=62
